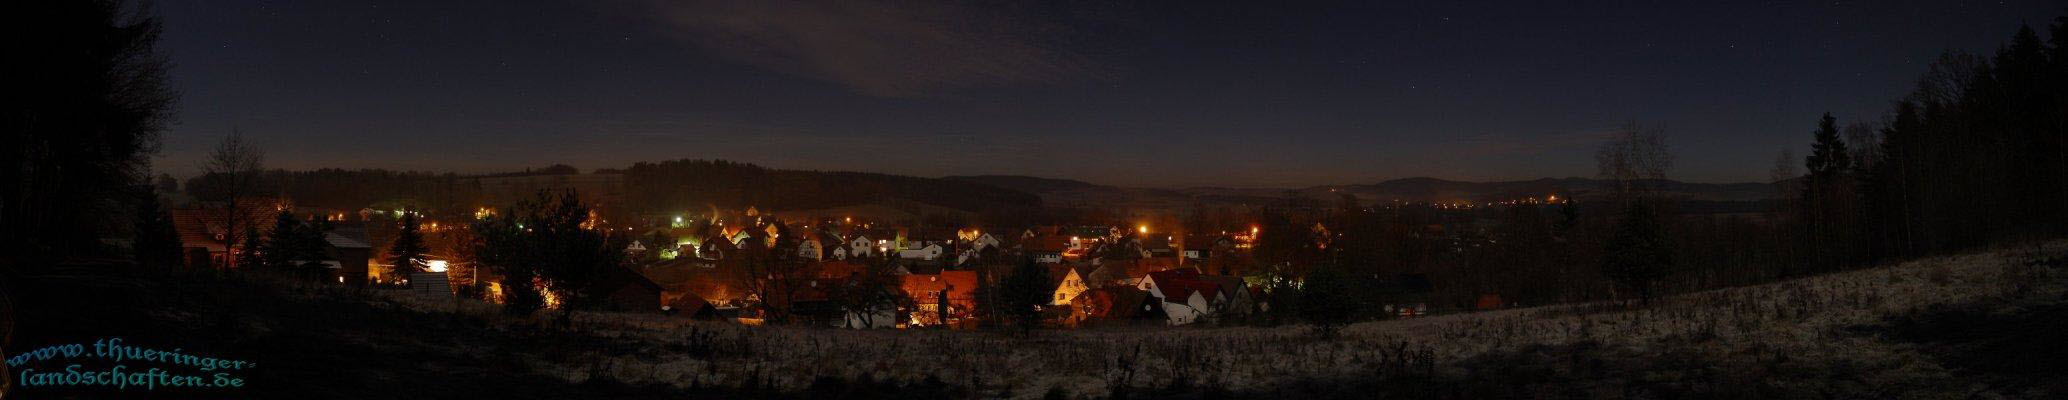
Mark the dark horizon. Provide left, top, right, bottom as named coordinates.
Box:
left=148, top=1, right=2066, bottom=187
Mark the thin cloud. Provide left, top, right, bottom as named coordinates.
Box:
left=1440, top=128, right=1624, bottom=157
left=640, top=1, right=1110, bottom=97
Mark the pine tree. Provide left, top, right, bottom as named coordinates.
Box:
left=936, top=284, right=951, bottom=328
left=1804, top=113, right=1851, bottom=184
left=132, top=186, right=183, bottom=268
left=998, top=256, right=1053, bottom=332
left=1601, top=202, right=1673, bottom=304
left=1298, top=263, right=1363, bottom=338
left=388, top=211, right=428, bottom=279
left=1801, top=112, right=1864, bottom=270
left=264, top=210, right=303, bottom=269
left=237, top=225, right=265, bottom=269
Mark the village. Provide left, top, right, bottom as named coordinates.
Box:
left=159, top=168, right=1469, bottom=330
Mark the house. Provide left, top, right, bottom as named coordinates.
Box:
left=1140, top=235, right=1177, bottom=258
left=815, top=260, right=866, bottom=279
left=1182, top=236, right=1234, bottom=261
left=642, top=259, right=749, bottom=308
left=899, top=270, right=979, bottom=327
left=830, top=277, right=903, bottom=329
left=585, top=265, right=665, bottom=312
left=662, top=289, right=724, bottom=321
left=1022, top=236, right=1070, bottom=264
left=169, top=200, right=286, bottom=269
left=970, top=233, right=1002, bottom=252
left=1159, top=289, right=1216, bottom=326
left=1065, top=287, right=1163, bottom=328
left=1195, top=274, right=1255, bottom=316
left=954, top=248, right=982, bottom=266
left=898, top=242, right=944, bottom=260
left=847, top=235, right=875, bottom=258
left=1137, top=268, right=1243, bottom=325
left=321, top=230, right=373, bottom=286
left=698, top=237, right=735, bottom=261
left=1089, top=258, right=1180, bottom=287
left=1048, top=265, right=1093, bottom=305
left=797, top=235, right=824, bottom=261
left=727, top=227, right=756, bottom=248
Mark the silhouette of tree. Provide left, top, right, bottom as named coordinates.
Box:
left=388, top=212, right=427, bottom=279
left=4, top=0, right=176, bottom=258
left=1298, top=263, right=1364, bottom=338
left=236, top=226, right=264, bottom=271
left=131, top=185, right=182, bottom=268
left=198, top=130, right=265, bottom=269
left=998, top=257, right=1052, bottom=332
left=1602, top=201, right=1673, bottom=304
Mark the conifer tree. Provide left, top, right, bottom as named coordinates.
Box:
left=999, top=256, right=1052, bottom=332
left=388, top=211, right=428, bottom=279
left=237, top=225, right=265, bottom=269
left=264, top=210, right=303, bottom=269
left=132, top=186, right=183, bottom=268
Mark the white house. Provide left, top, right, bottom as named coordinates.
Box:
left=971, top=233, right=1002, bottom=252
left=1159, top=291, right=1214, bottom=326
left=1051, top=268, right=1089, bottom=305
left=898, top=243, right=944, bottom=260
left=728, top=230, right=755, bottom=247
left=839, top=304, right=900, bottom=329
left=955, top=248, right=980, bottom=266
left=848, top=236, right=874, bottom=258
left=798, top=238, right=823, bottom=261
left=831, top=245, right=850, bottom=260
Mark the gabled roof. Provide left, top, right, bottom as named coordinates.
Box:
left=323, top=230, right=372, bottom=249
left=900, top=270, right=980, bottom=303
left=1144, top=268, right=1224, bottom=304
left=1023, top=236, right=1071, bottom=253
left=816, top=260, right=866, bottom=279
left=1182, top=235, right=1231, bottom=250
left=1140, top=235, right=1175, bottom=250
left=1045, top=265, right=1088, bottom=287
left=1072, top=287, right=1156, bottom=320
left=170, top=201, right=288, bottom=251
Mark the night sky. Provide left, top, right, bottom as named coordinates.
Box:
left=154, top=1, right=2065, bottom=187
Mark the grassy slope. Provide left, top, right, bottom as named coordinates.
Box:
left=12, top=241, right=2067, bottom=399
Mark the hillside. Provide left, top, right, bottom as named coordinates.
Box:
left=618, top=160, right=1044, bottom=216
left=10, top=242, right=2063, bottom=398
left=946, top=175, right=1787, bottom=211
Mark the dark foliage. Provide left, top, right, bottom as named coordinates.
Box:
left=998, top=256, right=1052, bottom=332
left=130, top=185, right=182, bottom=268
left=2, top=0, right=176, bottom=258
left=387, top=212, right=427, bottom=277
left=1601, top=201, right=1673, bottom=304
left=470, top=190, right=625, bottom=318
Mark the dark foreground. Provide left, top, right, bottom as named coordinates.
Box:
left=6, top=251, right=2067, bottom=399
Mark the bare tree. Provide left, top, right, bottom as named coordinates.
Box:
left=1595, top=122, right=1673, bottom=201
left=1769, top=149, right=1798, bottom=184
left=200, top=129, right=264, bottom=269
left=1843, top=122, right=1882, bottom=171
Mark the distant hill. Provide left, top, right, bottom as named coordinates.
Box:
left=621, top=160, right=1042, bottom=217
left=942, top=175, right=1110, bottom=194
left=945, top=175, right=1787, bottom=210
left=1316, top=177, right=1784, bottom=203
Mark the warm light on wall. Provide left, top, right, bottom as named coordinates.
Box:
left=426, top=260, right=448, bottom=273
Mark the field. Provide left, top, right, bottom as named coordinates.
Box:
left=12, top=241, right=2068, bottom=399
